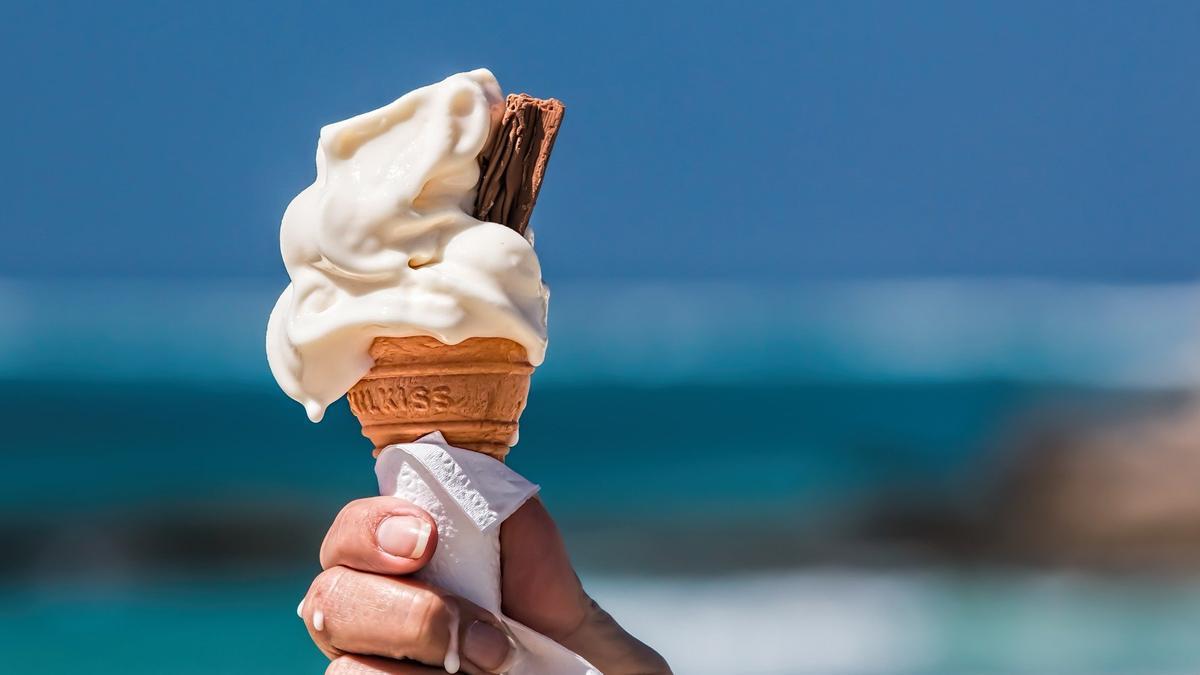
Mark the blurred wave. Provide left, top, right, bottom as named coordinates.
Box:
left=593, top=570, right=1200, bottom=675
left=3, top=277, right=1199, bottom=571
left=5, top=278, right=1200, bottom=674
left=2, top=278, right=1199, bottom=387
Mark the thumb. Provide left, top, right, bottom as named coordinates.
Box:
left=500, top=498, right=590, bottom=637
left=500, top=499, right=671, bottom=674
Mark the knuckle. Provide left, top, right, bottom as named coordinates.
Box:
left=337, top=498, right=380, bottom=534
left=322, top=499, right=383, bottom=567
left=308, top=566, right=349, bottom=607
left=334, top=498, right=381, bottom=532
left=400, top=587, right=452, bottom=651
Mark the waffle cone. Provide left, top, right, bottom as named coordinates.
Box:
left=347, top=336, right=533, bottom=461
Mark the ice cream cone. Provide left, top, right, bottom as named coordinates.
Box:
left=347, top=336, right=533, bottom=461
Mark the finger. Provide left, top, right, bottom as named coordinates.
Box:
left=326, top=654, right=443, bottom=674
left=501, top=499, right=672, bottom=674
left=500, top=498, right=591, bottom=639
left=320, top=497, right=437, bottom=574
left=301, top=567, right=516, bottom=675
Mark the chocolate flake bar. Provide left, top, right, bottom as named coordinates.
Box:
left=473, top=94, right=565, bottom=234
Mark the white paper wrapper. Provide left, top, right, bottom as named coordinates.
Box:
left=376, top=432, right=600, bottom=674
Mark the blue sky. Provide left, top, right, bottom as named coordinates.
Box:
left=2, top=1, right=1197, bottom=281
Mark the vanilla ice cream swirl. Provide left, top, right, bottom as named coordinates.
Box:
left=266, top=69, right=549, bottom=422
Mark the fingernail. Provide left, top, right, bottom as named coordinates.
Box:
left=463, top=620, right=515, bottom=673
left=377, top=516, right=431, bottom=559
left=296, top=599, right=304, bottom=618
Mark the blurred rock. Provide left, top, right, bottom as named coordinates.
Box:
left=991, top=392, right=1200, bottom=569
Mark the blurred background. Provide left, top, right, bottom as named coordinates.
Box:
left=3, top=2, right=1200, bottom=673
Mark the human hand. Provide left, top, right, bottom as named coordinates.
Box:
left=299, top=496, right=671, bottom=674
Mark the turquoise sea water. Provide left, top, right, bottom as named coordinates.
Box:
left=3, top=280, right=1200, bottom=673
left=6, top=571, right=1200, bottom=675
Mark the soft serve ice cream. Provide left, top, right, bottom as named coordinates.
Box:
left=268, top=71, right=597, bottom=674
left=266, top=69, right=549, bottom=422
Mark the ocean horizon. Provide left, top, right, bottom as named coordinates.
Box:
left=3, top=277, right=1199, bottom=388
